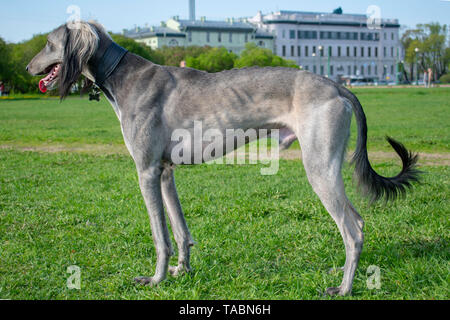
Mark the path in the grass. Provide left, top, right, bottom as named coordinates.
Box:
left=1, top=144, right=449, bottom=166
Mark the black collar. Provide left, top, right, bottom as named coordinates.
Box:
left=89, top=42, right=128, bottom=86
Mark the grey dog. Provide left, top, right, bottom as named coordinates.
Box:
left=27, top=21, right=419, bottom=296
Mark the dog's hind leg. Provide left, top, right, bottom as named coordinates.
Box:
left=134, top=163, right=174, bottom=286
left=161, top=165, right=195, bottom=276
left=296, top=97, right=364, bottom=296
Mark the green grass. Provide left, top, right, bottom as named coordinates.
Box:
left=0, top=97, right=122, bottom=146
left=0, top=88, right=449, bottom=153
left=0, top=87, right=449, bottom=300
left=0, top=150, right=448, bottom=299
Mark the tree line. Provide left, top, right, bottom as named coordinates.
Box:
left=1, top=22, right=449, bottom=93
left=0, top=33, right=297, bottom=94
left=401, top=23, right=450, bottom=83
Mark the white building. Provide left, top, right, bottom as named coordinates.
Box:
left=250, top=10, right=402, bottom=82
left=124, top=17, right=274, bottom=55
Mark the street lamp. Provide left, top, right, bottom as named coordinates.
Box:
left=414, top=47, right=419, bottom=85
left=327, top=46, right=331, bottom=78
left=318, top=45, right=323, bottom=76
left=312, top=52, right=317, bottom=74
left=395, top=47, right=399, bottom=85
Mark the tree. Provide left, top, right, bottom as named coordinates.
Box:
left=110, top=34, right=163, bottom=64
left=155, top=45, right=211, bottom=66
left=402, top=23, right=449, bottom=81
left=0, top=37, right=12, bottom=83
left=186, top=47, right=237, bottom=73
left=8, top=33, right=48, bottom=93
left=234, top=43, right=298, bottom=69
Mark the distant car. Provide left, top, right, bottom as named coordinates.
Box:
left=388, top=81, right=397, bottom=86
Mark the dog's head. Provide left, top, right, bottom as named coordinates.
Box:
left=27, top=21, right=106, bottom=99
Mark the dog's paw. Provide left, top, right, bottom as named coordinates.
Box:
left=325, top=286, right=343, bottom=296
left=169, top=265, right=191, bottom=277
left=134, top=276, right=158, bottom=286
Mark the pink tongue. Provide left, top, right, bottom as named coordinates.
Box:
left=39, top=79, right=48, bottom=93
left=38, top=65, right=58, bottom=93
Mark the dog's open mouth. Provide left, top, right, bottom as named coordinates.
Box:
left=39, top=64, right=61, bottom=93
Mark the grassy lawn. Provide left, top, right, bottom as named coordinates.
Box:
left=0, top=88, right=449, bottom=153
left=0, top=87, right=449, bottom=300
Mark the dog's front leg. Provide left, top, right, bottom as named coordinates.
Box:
left=161, top=166, right=195, bottom=277
left=134, top=165, right=174, bottom=286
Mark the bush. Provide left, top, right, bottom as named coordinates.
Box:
left=234, top=43, right=298, bottom=69
left=439, top=73, right=450, bottom=83
left=186, top=47, right=237, bottom=73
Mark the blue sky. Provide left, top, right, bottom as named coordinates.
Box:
left=1, top=0, right=449, bottom=43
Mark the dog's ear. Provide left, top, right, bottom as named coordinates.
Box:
left=59, top=23, right=99, bottom=100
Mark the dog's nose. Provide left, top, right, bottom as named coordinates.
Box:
left=25, top=65, right=29, bottom=72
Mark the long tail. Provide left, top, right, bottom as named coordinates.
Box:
left=338, top=86, right=421, bottom=202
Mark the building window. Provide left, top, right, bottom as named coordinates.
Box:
left=384, top=32, right=387, bottom=40
left=383, top=47, right=387, bottom=57
left=290, top=30, right=296, bottom=39
left=258, top=41, right=265, bottom=48
left=346, top=46, right=350, bottom=56
left=368, top=65, right=371, bottom=75
left=368, top=47, right=371, bottom=57
left=361, top=47, right=364, bottom=57
left=188, top=31, right=192, bottom=42
left=361, top=66, right=364, bottom=75
left=347, top=66, right=351, bottom=75
left=218, top=32, right=222, bottom=42
left=320, top=65, right=324, bottom=75
left=354, top=46, right=357, bottom=57
left=328, top=46, right=332, bottom=57
left=168, top=39, right=179, bottom=46
left=375, top=65, right=378, bottom=75
left=229, top=33, right=232, bottom=43
left=297, top=46, right=301, bottom=56
left=298, top=30, right=318, bottom=39
left=391, top=32, right=394, bottom=40
left=245, top=33, right=248, bottom=43
left=304, top=65, right=309, bottom=71
left=330, top=65, right=334, bottom=76
left=291, top=45, right=295, bottom=56
left=206, top=32, right=210, bottom=42
left=282, top=45, right=286, bottom=57
left=312, top=46, right=316, bottom=55
left=337, top=46, right=341, bottom=57
left=313, top=65, right=317, bottom=74
left=375, top=47, right=378, bottom=57
left=320, top=46, right=324, bottom=57
left=354, top=65, right=358, bottom=75
left=391, top=65, right=394, bottom=74
left=391, top=47, right=394, bottom=57
left=305, top=46, right=309, bottom=57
